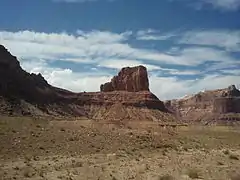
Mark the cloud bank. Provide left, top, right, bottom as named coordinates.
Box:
left=0, top=29, right=239, bottom=100
left=170, top=0, right=240, bottom=11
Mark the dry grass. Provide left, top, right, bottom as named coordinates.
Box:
left=0, top=117, right=240, bottom=180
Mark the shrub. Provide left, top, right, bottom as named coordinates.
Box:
left=187, top=169, right=200, bottom=179
left=159, top=174, right=174, bottom=180
left=229, top=154, right=239, bottom=160
left=223, top=149, right=230, bottom=155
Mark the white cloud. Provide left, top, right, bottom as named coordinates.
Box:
left=175, top=47, right=236, bottom=65
left=170, top=0, right=240, bottom=11
left=76, top=30, right=132, bottom=43
left=21, top=59, right=111, bottom=92
left=221, top=69, right=240, bottom=75
left=45, top=70, right=110, bottom=92
left=150, top=74, right=240, bottom=100
left=166, top=70, right=200, bottom=75
left=98, top=59, right=161, bottom=71
left=1, top=29, right=239, bottom=100
left=2, top=30, right=238, bottom=68
left=136, top=29, right=176, bottom=41
left=179, top=30, right=240, bottom=51
left=201, top=0, right=240, bottom=11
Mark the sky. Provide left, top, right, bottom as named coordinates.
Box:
left=0, top=0, right=240, bottom=100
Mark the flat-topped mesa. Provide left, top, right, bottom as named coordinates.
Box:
left=164, top=85, right=240, bottom=124
left=100, top=65, right=150, bottom=92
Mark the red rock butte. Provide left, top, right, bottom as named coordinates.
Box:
left=100, top=65, right=150, bottom=92
left=0, top=44, right=173, bottom=121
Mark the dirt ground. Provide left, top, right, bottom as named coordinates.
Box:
left=0, top=116, right=240, bottom=180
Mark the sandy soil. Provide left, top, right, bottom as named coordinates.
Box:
left=0, top=116, right=240, bottom=180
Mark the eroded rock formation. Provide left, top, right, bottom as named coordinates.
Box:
left=165, top=85, right=240, bottom=124
left=100, top=66, right=149, bottom=92
left=0, top=45, right=173, bottom=122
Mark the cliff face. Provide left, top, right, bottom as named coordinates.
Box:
left=213, top=98, right=240, bottom=113
left=165, top=85, right=240, bottom=124
left=0, top=45, right=60, bottom=104
left=100, top=66, right=149, bottom=92
left=0, top=45, right=173, bottom=122
left=213, top=85, right=240, bottom=114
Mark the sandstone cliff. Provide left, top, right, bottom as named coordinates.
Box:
left=165, top=85, right=240, bottom=124
left=100, top=66, right=149, bottom=92
left=0, top=45, right=173, bottom=122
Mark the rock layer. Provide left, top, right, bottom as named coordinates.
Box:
left=0, top=45, right=172, bottom=122
left=165, top=85, right=240, bottom=124
left=213, top=97, right=240, bottom=114
left=100, top=66, right=149, bottom=92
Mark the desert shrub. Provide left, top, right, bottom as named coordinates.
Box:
left=217, top=161, right=224, bottom=165
left=23, top=167, right=35, bottom=178
left=229, top=154, right=239, bottom=160
left=187, top=169, right=200, bottom=179
left=36, top=124, right=41, bottom=128
left=159, top=174, right=174, bottom=180
left=112, top=176, right=117, bottom=180
left=71, top=160, right=83, bottom=168
left=39, top=170, right=45, bottom=177
left=24, top=155, right=32, bottom=164
left=223, top=149, right=230, bottom=155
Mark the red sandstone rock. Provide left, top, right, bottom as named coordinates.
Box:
left=100, top=66, right=149, bottom=92
left=1, top=44, right=238, bottom=124
left=0, top=45, right=170, bottom=121
left=77, top=91, right=165, bottom=110
left=165, top=86, right=240, bottom=123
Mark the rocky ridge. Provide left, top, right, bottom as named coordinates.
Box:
left=1, top=44, right=239, bottom=124
left=0, top=45, right=173, bottom=122
left=164, top=85, right=240, bottom=124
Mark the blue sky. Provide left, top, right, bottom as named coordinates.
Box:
left=0, top=0, right=239, bottom=100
